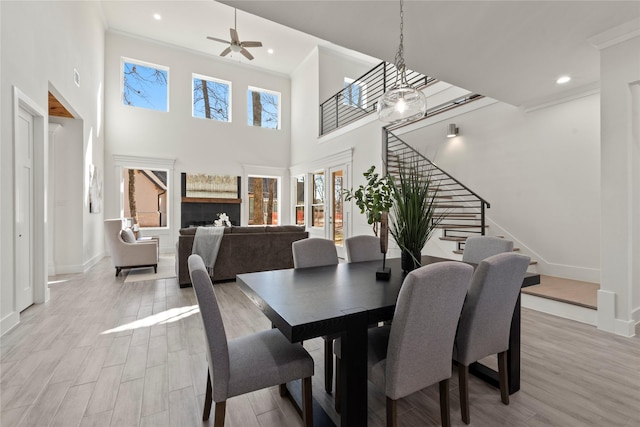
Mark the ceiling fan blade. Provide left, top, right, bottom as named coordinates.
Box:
left=220, top=46, right=232, bottom=57
left=241, top=41, right=262, bottom=48
left=207, top=36, right=230, bottom=44
left=240, top=48, right=254, bottom=60
left=230, top=28, right=240, bottom=44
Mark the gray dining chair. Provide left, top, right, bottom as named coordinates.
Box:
left=292, top=237, right=339, bottom=268
left=462, top=236, right=514, bottom=264
left=345, top=235, right=383, bottom=262
left=453, top=252, right=530, bottom=424
left=335, top=261, right=473, bottom=426
left=188, top=255, right=314, bottom=426
left=292, top=237, right=339, bottom=394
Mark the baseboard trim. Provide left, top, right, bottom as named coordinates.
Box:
left=522, top=294, right=597, bottom=326
left=1, top=311, right=20, bottom=336
left=83, top=252, right=104, bottom=273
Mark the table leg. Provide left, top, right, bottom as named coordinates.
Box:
left=468, top=293, right=521, bottom=395
left=339, top=310, right=369, bottom=426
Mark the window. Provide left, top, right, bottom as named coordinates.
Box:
left=248, top=176, right=280, bottom=225
left=294, top=175, right=305, bottom=226
left=343, top=77, right=368, bottom=109
left=247, top=86, right=281, bottom=129
left=122, top=58, right=169, bottom=112
left=192, top=74, right=231, bottom=122
left=122, top=168, right=168, bottom=228
left=312, top=172, right=324, bottom=227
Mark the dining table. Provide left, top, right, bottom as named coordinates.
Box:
left=236, top=255, right=540, bottom=427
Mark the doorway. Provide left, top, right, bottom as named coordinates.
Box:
left=15, top=106, right=35, bottom=311
left=329, top=166, right=346, bottom=258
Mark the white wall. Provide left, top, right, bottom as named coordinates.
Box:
left=1, top=1, right=105, bottom=334
left=104, top=32, right=293, bottom=249
left=318, top=46, right=377, bottom=103
left=400, top=94, right=602, bottom=282
left=597, top=32, right=640, bottom=335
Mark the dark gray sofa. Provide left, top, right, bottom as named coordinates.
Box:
left=176, top=225, right=308, bottom=287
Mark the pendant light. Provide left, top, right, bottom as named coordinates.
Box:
left=377, top=0, right=427, bottom=123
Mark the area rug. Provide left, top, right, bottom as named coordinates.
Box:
left=124, top=255, right=176, bottom=283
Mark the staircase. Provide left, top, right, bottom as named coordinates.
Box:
left=383, top=129, right=490, bottom=252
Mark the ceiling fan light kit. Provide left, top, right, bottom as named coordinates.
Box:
left=206, top=8, right=263, bottom=61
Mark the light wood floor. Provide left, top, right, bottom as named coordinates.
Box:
left=1, top=258, right=639, bottom=427
left=522, top=276, right=599, bottom=309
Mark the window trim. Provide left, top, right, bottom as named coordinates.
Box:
left=121, top=57, right=170, bottom=112
left=192, top=73, right=232, bottom=122
left=247, top=85, right=281, bottom=130
left=113, top=155, right=175, bottom=230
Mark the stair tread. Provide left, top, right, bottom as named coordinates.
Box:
left=437, top=224, right=488, bottom=229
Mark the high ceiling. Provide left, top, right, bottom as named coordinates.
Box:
left=102, top=1, right=640, bottom=108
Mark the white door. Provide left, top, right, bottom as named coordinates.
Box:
left=15, top=107, right=34, bottom=312
left=329, top=166, right=347, bottom=259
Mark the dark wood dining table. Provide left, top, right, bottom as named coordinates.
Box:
left=236, top=255, right=540, bottom=427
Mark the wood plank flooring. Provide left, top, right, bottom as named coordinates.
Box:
left=521, top=275, right=599, bottom=309
left=1, top=257, right=639, bottom=426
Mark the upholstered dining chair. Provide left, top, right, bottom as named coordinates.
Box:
left=292, top=237, right=339, bottom=268
left=335, top=262, right=473, bottom=426
left=344, top=235, right=383, bottom=263
left=453, top=252, right=530, bottom=424
left=188, top=255, right=314, bottom=426
left=462, top=236, right=514, bottom=264
left=292, top=237, right=339, bottom=394
left=104, top=218, right=158, bottom=276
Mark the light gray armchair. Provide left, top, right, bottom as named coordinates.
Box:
left=453, top=252, right=531, bottom=424
left=188, top=255, right=314, bottom=426
left=104, top=218, right=158, bottom=277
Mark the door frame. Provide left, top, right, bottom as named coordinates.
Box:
left=328, top=165, right=347, bottom=258
left=13, top=87, right=49, bottom=312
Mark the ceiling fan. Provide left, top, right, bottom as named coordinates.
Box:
left=206, top=9, right=263, bottom=60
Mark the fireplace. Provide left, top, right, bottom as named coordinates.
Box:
left=180, top=173, right=241, bottom=228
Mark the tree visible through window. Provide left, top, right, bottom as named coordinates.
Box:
left=122, top=59, right=168, bottom=112
left=312, top=172, right=324, bottom=227
left=248, top=176, right=279, bottom=225
left=295, top=176, right=305, bottom=226
left=193, top=74, right=231, bottom=122
left=248, top=86, right=280, bottom=129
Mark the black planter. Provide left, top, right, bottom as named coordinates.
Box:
left=401, top=250, right=422, bottom=272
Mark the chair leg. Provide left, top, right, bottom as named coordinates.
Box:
left=153, top=264, right=158, bottom=273
left=334, top=356, right=341, bottom=413
left=203, top=369, right=213, bottom=421
left=324, top=338, right=333, bottom=393
left=439, top=378, right=451, bottom=427
left=279, top=383, right=288, bottom=397
left=213, top=401, right=226, bottom=427
left=386, top=397, right=397, bottom=427
left=115, top=267, right=121, bottom=277
left=302, top=376, right=313, bottom=427
left=458, top=364, right=470, bottom=424
left=498, top=351, right=510, bottom=405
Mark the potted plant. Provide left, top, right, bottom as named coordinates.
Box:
left=343, top=165, right=393, bottom=237
left=388, top=157, right=444, bottom=272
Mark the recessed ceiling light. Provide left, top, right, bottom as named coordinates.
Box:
left=153, top=13, right=162, bottom=20
left=267, top=48, right=274, bottom=54
left=556, top=76, right=571, bottom=84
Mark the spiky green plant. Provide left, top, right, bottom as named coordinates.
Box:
left=388, top=156, right=444, bottom=268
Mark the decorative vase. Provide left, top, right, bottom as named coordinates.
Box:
left=401, top=250, right=422, bottom=273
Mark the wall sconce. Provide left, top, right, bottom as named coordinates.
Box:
left=447, top=124, right=459, bottom=138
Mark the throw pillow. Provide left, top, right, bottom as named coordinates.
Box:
left=120, top=228, right=136, bottom=243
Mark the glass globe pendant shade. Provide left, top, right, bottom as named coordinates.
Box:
left=377, top=83, right=427, bottom=123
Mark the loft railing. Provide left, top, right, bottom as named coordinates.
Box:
left=383, top=129, right=490, bottom=244
left=319, top=61, right=435, bottom=136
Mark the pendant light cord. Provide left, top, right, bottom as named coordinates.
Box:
left=394, top=0, right=407, bottom=86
